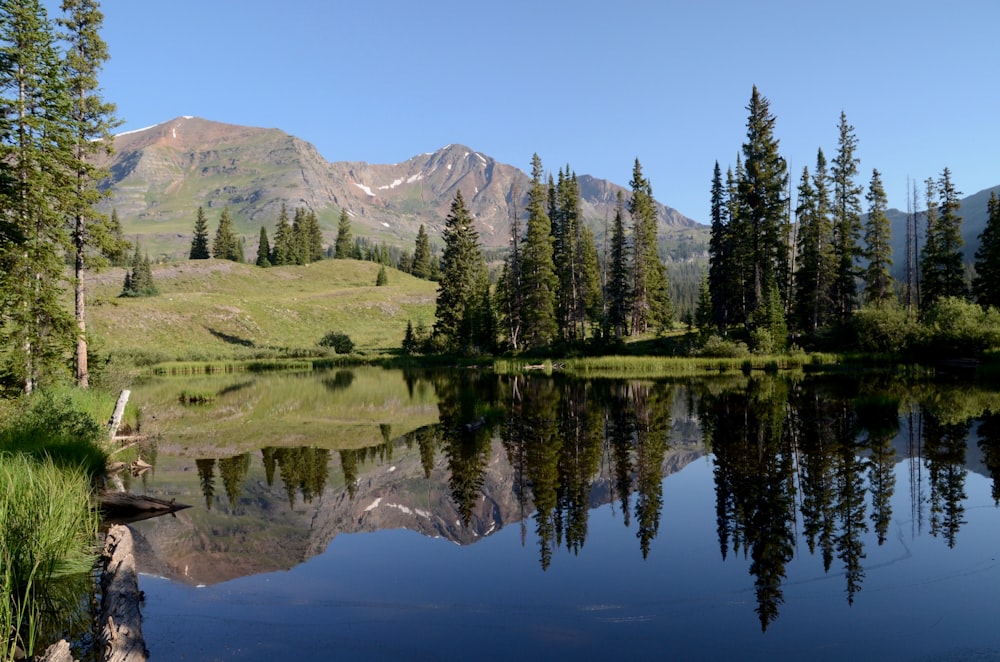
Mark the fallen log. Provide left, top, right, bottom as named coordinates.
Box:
left=100, top=525, right=148, bottom=662
left=95, top=491, right=191, bottom=525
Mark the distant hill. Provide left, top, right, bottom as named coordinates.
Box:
left=885, top=184, right=1000, bottom=278
left=98, top=117, right=702, bottom=260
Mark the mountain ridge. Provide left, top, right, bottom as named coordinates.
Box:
left=98, top=116, right=702, bottom=259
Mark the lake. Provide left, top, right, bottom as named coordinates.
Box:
left=124, top=367, right=1000, bottom=661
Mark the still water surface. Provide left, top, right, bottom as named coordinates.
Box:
left=127, top=368, right=1000, bottom=661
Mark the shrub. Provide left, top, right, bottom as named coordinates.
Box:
left=697, top=334, right=750, bottom=358
left=921, top=297, right=1000, bottom=357
left=853, top=300, right=919, bottom=355
left=317, top=331, right=355, bottom=354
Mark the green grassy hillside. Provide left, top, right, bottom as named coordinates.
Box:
left=87, top=258, right=438, bottom=363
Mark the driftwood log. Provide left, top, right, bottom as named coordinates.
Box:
left=96, top=491, right=190, bottom=526
left=100, top=525, right=148, bottom=662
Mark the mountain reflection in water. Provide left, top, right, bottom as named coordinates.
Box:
left=129, top=369, right=1000, bottom=659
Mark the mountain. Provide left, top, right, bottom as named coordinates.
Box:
left=99, top=116, right=702, bottom=259
left=885, top=184, right=1000, bottom=279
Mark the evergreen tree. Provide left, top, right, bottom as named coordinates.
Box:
left=497, top=184, right=524, bottom=351
left=302, top=208, right=323, bottom=262
left=793, top=149, right=835, bottom=333
left=694, top=269, right=714, bottom=337
left=412, top=224, right=432, bottom=278
left=579, top=224, right=603, bottom=337
left=270, top=203, right=294, bottom=265
left=290, top=206, right=308, bottom=265
left=105, top=208, right=130, bottom=267
left=830, top=112, right=864, bottom=321
left=60, top=0, right=118, bottom=387
left=520, top=154, right=558, bottom=350
left=606, top=191, right=630, bottom=340
left=862, top=168, right=893, bottom=304
left=973, top=192, right=1000, bottom=308
left=255, top=226, right=271, bottom=267
left=334, top=207, right=352, bottom=259
left=376, top=264, right=388, bottom=286
left=736, top=86, right=789, bottom=329
left=628, top=158, right=672, bottom=334
left=708, top=161, right=731, bottom=334
left=189, top=205, right=210, bottom=259
left=433, top=190, right=491, bottom=353
left=121, top=242, right=157, bottom=297
left=921, top=168, right=965, bottom=306
left=553, top=168, right=584, bottom=341
left=0, top=0, right=76, bottom=392
left=212, top=206, right=241, bottom=261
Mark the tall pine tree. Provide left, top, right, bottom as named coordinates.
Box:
left=606, top=191, right=630, bottom=340
left=271, top=203, right=294, bottom=265
left=433, top=190, right=491, bottom=353
left=61, top=0, right=118, bottom=387
left=520, top=154, right=558, bottom=350
left=412, top=223, right=432, bottom=278
left=212, top=206, right=241, bottom=261
left=628, top=158, right=672, bottom=334
left=334, top=207, right=352, bottom=259
left=862, top=168, right=893, bottom=304
left=255, top=226, right=271, bottom=267
left=921, top=168, right=965, bottom=306
left=830, top=112, right=863, bottom=321
left=189, top=205, right=210, bottom=258
left=973, top=192, right=1000, bottom=308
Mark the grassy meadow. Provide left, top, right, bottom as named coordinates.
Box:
left=86, top=258, right=438, bottom=364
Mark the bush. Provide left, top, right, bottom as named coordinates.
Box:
left=697, top=334, right=750, bottom=358
left=853, top=300, right=919, bottom=355
left=317, top=331, right=355, bottom=354
left=921, top=297, right=1000, bottom=357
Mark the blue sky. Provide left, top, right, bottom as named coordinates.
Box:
left=65, top=0, right=1000, bottom=223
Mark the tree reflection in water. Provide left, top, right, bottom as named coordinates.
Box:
left=184, top=369, right=1000, bottom=631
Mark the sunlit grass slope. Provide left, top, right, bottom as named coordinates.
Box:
left=87, top=259, right=438, bottom=362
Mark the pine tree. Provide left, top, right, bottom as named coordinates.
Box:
left=290, top=207, right=308, bottom=265
left=497, top=183, right=523, bottom=350
left=121, top=242, right=157, bottom=297
left=793, top=150, right=835, bottom=332
left=302, top=208, right=323, bottom=262
left=606, top=191, right=630, bottom=340
left=694, top=269, right=714, bottom=337
left=256, top=226, right=271, bottom=267
left=60, top=0, right=118, bottom=387
left=862, top=168, right=893, bottom=304
left=271, top=203, right=293, bottom=265
left=433, top=190, right=490, bottom=353
left=189, top=205, right=210, bottom=259
left=213, top=206, right=241, bottom=261
left=830, top=112, right=864, bottom=321
left=0, top=0, right=77, bottom=392
left=735, top=86, right=789, bottom=329
left=708, top=161, right=730, bottom=334
left=519, top=154, right=558, bottom=350
left=628, top=159, right=672, bottom=334
left=579, top=224, right=603, bottom=337
left=412, top=223, right=431, bottom=278
left=334, top=207, right=352, bottom=259
left=376, top=264, right=388, bottom=286
left=973, top=192, right=1000, bottom=308
left=921, top=168, right=965, bottom=306
left=105, top=208, right=130, bottom=267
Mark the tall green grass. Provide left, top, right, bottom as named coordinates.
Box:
left=1, top=454, right=98, bottom=660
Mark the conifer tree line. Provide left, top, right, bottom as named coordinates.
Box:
left=425, top=153, right=674, bottom=355
left=706, top=86, right=998, bottom=350
left=0, top=0, right=121, bottom=392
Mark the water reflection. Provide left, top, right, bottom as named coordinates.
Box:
left=133, top=368, right=1000, bottom=632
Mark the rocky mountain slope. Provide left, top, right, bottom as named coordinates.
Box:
left=99, top=117, right=702, bottom=259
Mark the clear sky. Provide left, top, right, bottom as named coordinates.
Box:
left=62, top=0, right=1000, bottom=223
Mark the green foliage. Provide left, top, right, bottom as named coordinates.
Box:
left=830, top=112, right=864, bottom=321
left=629, top=159, right=672, bottom=334
left=0, top=454, right=98, bottom=660
left=270, top=203, right=294, bottom=266
left=921, top=297, right=1000, bottom=357
left=334, top=208, right=353, bottom=259
left=318, top=331, right=355, bottom=354
left=862, top=168, right=893, bottom=304
left=973, top=192, right=1000, bottom=308
left=433, top=190, right=492, bottom=354
left=121, top=243, right=158, bottom=297
left=411, top=224, right=431, bottom=278
left=190, top=206, right=211, bottom=259
left=606, top=191, right=631, bottom=339
left=697, top=334, right=750, bottom=358
left=921, top=169, right=966, bottom=307
left=376, top=264, right=388, bottom=286
left=519, top=154, right=558, bottom=350
left=853, top=300, right=919, bottom=354
left=255, top=226, right=271, bottom=267
left=212, top=206, right=242, bottom=262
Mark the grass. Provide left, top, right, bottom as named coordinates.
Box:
left=1, top=455, right=99, bottom=661
left=86, top=258, right=438, bottom=364
left=494, top=353, right=842, bottom=379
